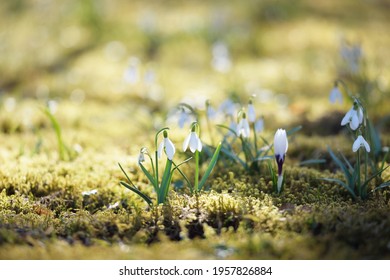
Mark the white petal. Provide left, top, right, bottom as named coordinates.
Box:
left=350, top=113, right=359, bottom=130
left=329, top=88, right=337, bottom=103
left=189, top=132, right=198, bottom=153
left=363, top=140, right=371, bottom=152
left=255, top=119, right=264, bottom=133
left=357, top=107, right=364, bottom=124
left=274, top=129, right=288, bottom=155
left=236, top=120, right=243, bottom=136
left=164, top=138, right=175, bottom=160
left=158, top=141, right=164, bottom=159
left=197, top=137, right=202, bottom=152
left=341, top=108, right=353, bottom=126
left=243, top=119, right=250, bottom=138
left=183, top=133, right=191, bottom=151
left=248, top=105, right=256, bottom=122
left=352, top=137, right=361, bottom=152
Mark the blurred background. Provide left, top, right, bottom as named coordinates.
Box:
left=0, top=0, right=389, bottom=154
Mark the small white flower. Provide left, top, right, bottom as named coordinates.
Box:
left=274, top=128, right=288, bottom=176
left=236, top=114, right=250, bottom=138
left=206, top=100, right=217, bottom=120
left=138, top=148, right=146, bottom=163
left=247, top=102, right=256, bottom=123
left=274, top=129, right=288, bottom=157
left=329, top=85, right=343, bottom=104
left=158, top=131, right=175, bottom=160
left=255, top=118, right=264, bottom=133
left=219, top=99, right=237, bottom=117
left=341, top=105, right=363, bottom=130
left=178, top=108, right=191, bottom=129
left=353, top=135, right=370, bottom=153
left=183, top=130, right=202, bottom=153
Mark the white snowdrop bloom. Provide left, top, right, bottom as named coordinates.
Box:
left=236, top=113, right=250, bottom=138
left=219, top=99, right=236, bottom=117
left=247, top=101, right=256, bottom=123
left=178, top=108, right=191, bottom=129
left=353, top=135, right=370, bottom=153
left=341, top=105, right=363, bottom=130
left=138, top=148, right=146, bottom=164
left=158, top=131, right=175, bottom=160
left=329, top=85, right=343, bottom=104
left=274, top=129, right=288, bottom=175
left=211, top=42, right=232, bottom=73
left=48, top=100, right=58, bottom=114
left=123, top=57, right=140, bottom=84
left=255, top=118, right=264, bottom=133
left=183, top=127, right=202, bottom=153
left=206, top=100, right=217, bottom=120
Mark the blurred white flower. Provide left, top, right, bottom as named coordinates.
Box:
left=123, top=57, right=140, bottom=84
left=237, top=114, right=250, bottom=138
left=219, top=99, right=237, bottom=117
left=329, top=84, right=343, bottom=104
left=353, top=135, right=370, bottom=153
left=341, top=105, right=363, bottom=130
left=158, top=131, right=175, bottom=160
left=247, top=101, right=256, bottom=123
left=211, top=42, right=232, bottom=73
left=255, top=118, right=264, bottom=133
left=183, top=129, right=202, bottom=153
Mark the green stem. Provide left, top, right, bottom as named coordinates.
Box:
left=357, top=149, right=361, bottom=198
left=251, top=122, right=258, bottom=154
left=155, top=151, right=159, bottom=190
left=195, top=150, right=199, bottom=192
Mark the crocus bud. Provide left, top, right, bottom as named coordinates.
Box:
left=274, top=129, right=288, bottom=176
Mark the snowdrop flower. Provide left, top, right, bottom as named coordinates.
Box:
left=236, top=113, right=250, bottom=138
left=138, top=147, right=147, bottom=164
left=211, top=41, right=232, bottom=73
left=329, top=83, right=343, bottom=104
left=158, top=130, right=175, bottom=160
left=341, top=103, right=364, bottom=130
left=206, top=100, right=217, bottom=120
left=352, top=135, right=370, bottom=153
left=247, top=100, right=256, bottom=123
left=255, top=118, right=264, bottom=133
left=219, top=99, right=237, bottom=117
left=183, top=126, right=202, bottom=153
left=123, top=57, right=140, bottom=84
left=274, top=129, right=288, bottom=193
left=178, top=108, right=192, bottom=129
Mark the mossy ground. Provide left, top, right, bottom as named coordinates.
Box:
left=1, top=0, right=390, bottom=259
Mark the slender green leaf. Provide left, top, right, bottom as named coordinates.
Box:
left=172, top=158, right=193, bottom=191
left=340, top=152, right=354, bottom=172
left=42, top=107, right=67, bottom=161
left=220, top=146, right=247, bottom=168
left=299, top=159, right=326, bottom=166
left=254, top=155, right=273, bottom=162
left=139, top=162, right=158, bottom=192
left=374, top=180, right=390, bottom=191
left=327, top=146, right=352, bottom=183
left=118, top=163, right=135, bottom=186
left=217, top=124, right=238, bottom=137
left=159, top=159, right=173, bottom=204
left=319, top=178, right=356, bottom=199
left=362, top=165, right=390, bottom=189
left=120, top=181, right=153, bottom=206
left=198, top=142, right=222, bottom=191
left=287, top=125, right=302, bottom=136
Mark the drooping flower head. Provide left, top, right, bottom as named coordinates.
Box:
left=236, top=112, right=250, bottom=138
left=352, top=135, right=370, bottom=153
left=274, top=128, right=288, bottom=176
left=247, top=99, right=256, bottom=123
left=329, top=81, right=343, bottom=104
left=183, top=123, right=202, bottom=153
left=341, top=101, right=364, bottom=130
left=158, top=130, right=175, bottom=160
left=255, top=117, right=264, bottom=133
left=138, top=147, right=147, bottom=164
